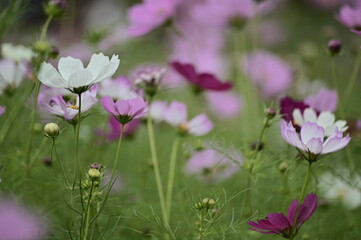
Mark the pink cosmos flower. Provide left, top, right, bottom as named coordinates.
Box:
left=164, top=101, right=213, bottom=136
left=185, top=148, right=243, bottom=182
left=0, top=106, right=5, bottom=116
left=41, top=88, right=98, bottom=120
left=304, top=87, right=338, bottom=112
left=127, top=0, right=179, bottom=37
left=248, top=193, right=317, bottom=238
left=107, top=117, right=140, bottom=141
left=149, top=101, right=168, bottom=123
left=243, top=51, right=293, bottom=99
left=98, top=76, right=138, bottom=100
left=100, top=96, right=147, bottom=124
left=171, top=61, right=233, bottom=91
left=281, top=121, right=350, bottom=161
left=338, top=4, right=361, bottom=35
left=0, top=200, right=46, bottom=240
left=205, top=91, right=242, bottom=119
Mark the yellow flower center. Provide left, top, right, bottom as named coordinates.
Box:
left=68, top=105, right=79, bottom=110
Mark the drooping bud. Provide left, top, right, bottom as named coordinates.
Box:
left=43, top=156, right=52, bottom=167
left=44, top=123, right=60, bottom=138
left=328, top=39, right=342, bottom=56
left=44, top=0, right=68, bottom=18
left=88, top=169, right=101, bottom=181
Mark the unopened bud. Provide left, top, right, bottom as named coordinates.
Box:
left=265, top=108, right=276, bottom=119
left=44, top=0, right=68, bottom=18
left=90, top=163, right=103, bottom=170
left=194, top=202, right=203, bottom=210
left=88, top=168, right=101, bottom=181
left=279, top=162, right=288, bottom=174
left=43, top=156, right=52, bottom=167
left=202, top=198, right=216, bottom=209
left=44, top=123, right=59, bottom=138
left=328, top=39, right=342, bottom=56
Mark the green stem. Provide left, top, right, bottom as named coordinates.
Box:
left=52, top=138, right=70, bottom=188
left=40, top=15, right=53, bottom=42
left=344, top=52, right=361, bottom=106
left=83, top=180, right=94, bottom=240
left=88, top=124, right=124, bottom=226
left=165, top=136, right=181, bottom=222
left=290, top=163, right=313, bottom=239
left=146, top=113, right=169, bottom=226
left=75, top=93, right=82, bottom=178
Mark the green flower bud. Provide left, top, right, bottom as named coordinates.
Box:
left=88, top=168, right=101, bottom=181
left=44, top=123, right=59, bottom=138
left=202, top=198, right=216, bottom=209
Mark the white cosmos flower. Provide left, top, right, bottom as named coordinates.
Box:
left=1, top=43, right=34, bottom=62
left=292, top=108, right=348, bottom=136
left=38, top=53, right=120, bottom=93
left=0, top=59, right=27, bottom=94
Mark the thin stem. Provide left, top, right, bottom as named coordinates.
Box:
left=82, top=180, right=95, bottom=240
left=146, top=112, right=169, bottom=226
left=165, top=136, right=181, bottom=221
left=40, top=15, right=53, bottom=42
left=75, top=93, right=82, bottom=178
left=290, top=163, right=313, bottom=239
left=52, top=138, right=70, bottom=188
left=88, top=124, right=124, bottom=226
left=344, top=52, right=361, bottom=106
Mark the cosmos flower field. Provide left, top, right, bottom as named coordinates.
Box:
left=0, top=0, right=361, bottom=239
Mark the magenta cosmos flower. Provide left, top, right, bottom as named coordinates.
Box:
left=164, top=101, right=213, bottom=136
left=280, top=96, right=309, bottom=124
left=338, top=4, right=361, bottom=35
left=100, top=96, right=147, bottom=125
left=243, top=51, right=293, bottom=99
left=127, top=0, right=179, bottom=37
left=281, top=121, right=350, bottom=161
left=248, top=193, right=317, bottom=238
left=171, top=61, right=233, bottom=92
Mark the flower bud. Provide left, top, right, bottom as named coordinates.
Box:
left=265, top=108, right=276, bottom=119
left=328, top=39, right=342, bottom=56
left=202, top=198, right=216, bottom=209
left=43, top=156, right=52, bottom=167
left=88, top=168, right=101, bottom=181
left=279, top=162, right=288, bottom=174
left=194, top=202, right=203, bottom=210
left=90, top=163, right=103, bottom=170
left=44, top=0, right=68, bottom=18
left=44, top=123, right=59, bottom=138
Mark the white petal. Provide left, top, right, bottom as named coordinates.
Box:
left=317, top=111, right=335, bottom=129
left=303, top=108, right=317, bottom=122
left=0, top=59, right=16, bottom=84
left=58, top=56, right=84, bottom=80
left=300, top=121, right=325, bottom=145
left=38, top=62, right=67, bottom=88
left=335, top=120, right=348, bottom=132
left=322, top=134, right=350, bottom=154
left=68, top=69, right=93, bottom=88
left=89, top=54, right=120, bottom=84
left=164, top=101, right=187, bottom=126
left=292, top=109, right=304, bottom=126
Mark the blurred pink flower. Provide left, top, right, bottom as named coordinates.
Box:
left=100, top=96, right=148, bottom=124
left=0, top=106, right=5, bottom=116
left=0, top=200, right=46, bottom=240
left=259, top=20, right=287, bottom=46
left=98, top=76, right=138, bottom=100
left=164, top=101, right=213, bottom=136
left=185, top=148, right=243, bottom=182
left=338, top=4, right=361, bottom=35
left=206, top=91, right=243, bottom=119
left=304, top=87, right=338, bottom=112
left=243, top=51, right=293, bottom=99
left=41, top=87, right=98, bottom=120
left=171, top=61, right=233, bottom=91
left=149, top=100, right=168, bottom=123
left=127, top=0, right=179, bottom=37
left=107, top=116, right=140, bottom=141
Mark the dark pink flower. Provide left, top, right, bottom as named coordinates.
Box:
left=127, top=0, right=179, bottom=37
left=280, top=96, right=309, bottom=124
left=248, top=193, right=318, bottom=238
left=171, top=61, right=233, bottom=91
left=107, top=116, right=140, bottom=141
left=100, top=96, right=147, bottom=124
